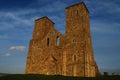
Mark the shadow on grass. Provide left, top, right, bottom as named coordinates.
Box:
left=0, top=74, right=120, bottom=80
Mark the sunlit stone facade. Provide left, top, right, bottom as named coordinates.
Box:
left=26, top=2, right=99, bottom=77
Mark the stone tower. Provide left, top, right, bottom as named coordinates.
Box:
left=26, top=2, right=99, bottom=77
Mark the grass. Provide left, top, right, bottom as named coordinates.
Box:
left=0, top=74, right=120, bottom=80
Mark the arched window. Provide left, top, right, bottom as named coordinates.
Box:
left=56, top=36, right=60, bottom=46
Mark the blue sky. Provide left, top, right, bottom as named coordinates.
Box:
left=0, top=0, right=120, bottom=75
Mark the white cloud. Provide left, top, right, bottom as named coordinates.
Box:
left=3, top=53, right=11, bottom=57
left=9, top=46, right=26, bottom=51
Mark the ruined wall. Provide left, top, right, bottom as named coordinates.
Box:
left=26, top=17, right=63, bottom=75
left=26, top=2, right=99, bottom=77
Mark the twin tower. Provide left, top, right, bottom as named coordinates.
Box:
left=26, top=2, right=99, bottom=77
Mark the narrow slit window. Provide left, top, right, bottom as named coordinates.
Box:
left=56, top=36, right=60, bottom=46
left=47, top=38, right=49, bottom=46
left=74, top=55, right=76, bottom=62
left=76, top=10, right=78, bottom=15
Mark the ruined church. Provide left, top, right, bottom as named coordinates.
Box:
left=26, top=2, right=99, bottom=77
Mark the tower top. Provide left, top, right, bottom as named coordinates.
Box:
left=66, top=2, right=89, bottom=13
left=35, top=16, right=55, bottom=24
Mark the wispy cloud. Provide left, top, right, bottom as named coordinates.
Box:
left=9, top=46, right=26, bottom=51
left=0, top=12, right=33, bottom=28
left=91, top=19, right=120, bottom=34
left=0, top=1, right=66, bottom=32
left=85, top=0, right=120, bottom=18
left=3, top=53, right=11, bottom=57
left=0, top=0, right=67, bottom=42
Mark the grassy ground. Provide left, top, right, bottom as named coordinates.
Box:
left=0, top=74, right=120, bottom=80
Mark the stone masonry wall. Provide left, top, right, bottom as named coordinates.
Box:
left=26, top=2, right=99, bottom=77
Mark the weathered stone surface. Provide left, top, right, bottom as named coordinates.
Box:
left=26, top=2, right=99, bottom=77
